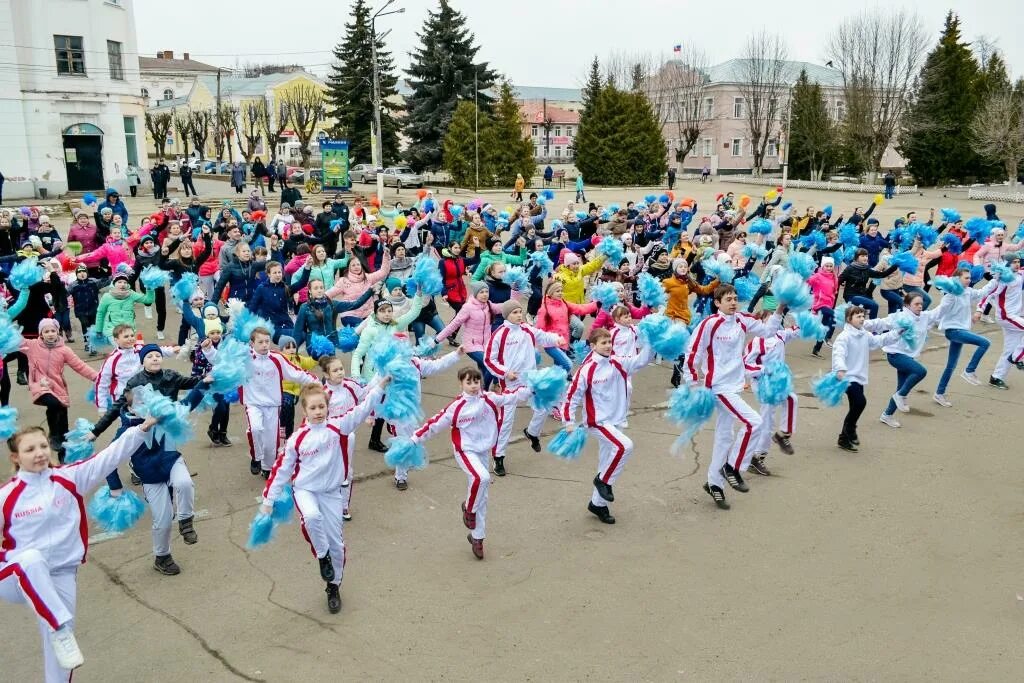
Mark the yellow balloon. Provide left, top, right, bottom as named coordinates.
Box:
left=765, top=189, right=778, bottom=201
left=394, top=215, right=408, bottom=230
left=874, top=193, right=884, bottom=205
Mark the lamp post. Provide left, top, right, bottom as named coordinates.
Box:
left=371, top=0, right=404, bottom=202
left=780, top=85, right=794, bottom=191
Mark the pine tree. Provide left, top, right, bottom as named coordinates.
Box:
left=442, top=100, right=487, bottom=189
left=404, top=0, right=498, bottom=172
left=482, top=80, right=536, bottom=187
left=325, top=0, right=400, bottom=166
left=899, top=12, right=986, bottom=185
left=620, top=90, right=668, bottom=185
left=788, top=69, right=836, bottom=181
left=580, top=57, right=602, bottom=121
left=576, top=84, right=666, bottom=186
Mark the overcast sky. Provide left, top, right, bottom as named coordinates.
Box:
left=135, top=0, right=1022, bottom=87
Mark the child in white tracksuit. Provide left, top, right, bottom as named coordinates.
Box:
left=977, top=256, right=1024, bottom=388
left=743, top=323, right=801, bottom=475
left=208, top=326, right=319, bottom=477
left=485, top=299, right=562, bottom=472
left=685, top=285, right=783, bottom=509
left=93, top=323, right=174, bottom=412
left=412, top=366, right=533, bottom=559
left=1, top=421, right=154, bottom=681
left=562, top=327, right=655, bottom=525
left=261, top=380, right=385, bottom=613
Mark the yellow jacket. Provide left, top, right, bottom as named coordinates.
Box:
left=555, top=255, right=606, bottom=304
left=662, top=275, right=718, bottom=324
left=282, top=352, right=318, bottom=396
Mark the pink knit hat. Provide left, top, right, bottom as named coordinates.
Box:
left=38, top=318, right=60, bottom=333
left=562, top=252, right=581, bottom=267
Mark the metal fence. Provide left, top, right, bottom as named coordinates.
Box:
left=724, top=176, right=917, bottom=195
left=967, top=187, right=1024, bottom=203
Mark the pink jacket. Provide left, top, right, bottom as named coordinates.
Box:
left=973, top=238, right=1024, bottom=268
left=326, top=251, right=391, bottom=319
left=535, top=297, right=598, bottom=349
left=67, top=223, right=101, bottom=253
left=434, top=296, right=501, bottom=352
left=22, top=337, right=98, bottom=406
left=807, top=270, right=839, bottom=312
left=198, top=240, right=223, bottom=277
left=77, top=238, right=134, bottom=271
left=593, top=303, right=651, bottom=330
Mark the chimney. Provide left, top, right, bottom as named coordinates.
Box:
left=162, top=50, right=174, bottom=60
left=183, top=52, right=190, bottom=61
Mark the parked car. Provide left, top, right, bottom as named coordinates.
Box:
left=202, top=161, right=231, bottom=174
left=350, top=164, right=375, bottom=184
left=381, top=166, right=424, bottom=189
left=172, top=157, right=202, bottom=172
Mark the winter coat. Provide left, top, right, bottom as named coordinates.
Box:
left=535, top=298, right=598, bottom=349
left=807, top=269, right=839, bottom=311
left=350, top=297, right=426, bottom=380
left=95, top=289, right=154, bottom=336
left=434, top=296, right=501, bottom=352
left=554, top=256, right=606, bottom=304
left=440, top=254, right=468, bottom=305
left=472, top=248, right=527, bottom=281
left=249, top=280, right=293, bottom=329
left=663, top=274, right=719, bottom=324
left=324, top=251, right=391, bottom=320
left=68, top=223, right=101, bottom=253
left=292, top=290, right=373, bottom=348
left=22, top=336, right=97, bottom=405
left=77, top=238, right=134, bottom=271
left=68, top=278, right=101, bottom=318
left=461, top=225, right=492, bottom=257
left=97, top=189, right=129, bottom=222
left=858, top=233, right=889, bottom=267
left=214, top=259, right=266, bottom=301
left=231, top=166, right=245, bottom=187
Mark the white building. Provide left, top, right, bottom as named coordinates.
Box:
left=0, top=0, right=146, bottom=199
left=139, top=50, right=221, bottom=107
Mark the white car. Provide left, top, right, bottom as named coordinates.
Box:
left=381, top=166, right=424, bottom=189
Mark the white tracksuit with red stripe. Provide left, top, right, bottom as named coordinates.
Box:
left=743, top=327, right=800, bottom=465
left=263, top=385, right=382, bottom=586
left=978, top=271, right=1024, bottom=379
left=1, top=426, right=147, bottom=682
left=484, top=321, right=562, bottom=452
left=562, top=343, right=655, bottom=508
left=93, top=343, right=173, bottom=411
left=326, top=378, right=368, bottom=419
left=611, top=322, right=640, bottom=358
left=414, top=387, right=532, bottom=540
left=686, top=311, right=782, bottom=489
left=209, top=347, right=319, bottom=471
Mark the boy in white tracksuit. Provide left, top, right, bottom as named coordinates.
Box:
left=610, top=306, right=641, bottom=358
left=485, top=299, right=562, bottom=473
left=93, top=324, right=174, bottom=412
left=685, top=285, right=783, bottom=509
left=208, top=326, right=319, bottom=477
left=562, top=327, right=655, bottom=525
left=743, top=323, right=801, bottom=475
left=412, top=366, right=534, bottom=559
left=261, top=380, right=385, bottom=613
left=1, top=421, right=154, bottom=681
left=976, top=255, right=1024, bottom=388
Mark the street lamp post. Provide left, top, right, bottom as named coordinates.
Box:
left=781, top=85, right=794, bottom=191
left=371, top=0, right=404, bottom=202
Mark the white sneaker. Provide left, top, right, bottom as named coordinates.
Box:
left=50, top=625, right=84, bottom=671
left=618, top=420, right=629, bottom=429
left=960, top=370, right=981, bottom=386
left=932, top=393, right=953, bottom=408
left=156, top=330, right=166, bottom=340
left=980, top=315, right=994, bottom=324
left=879, top=413, right=901, bottom=428
left=144, top=305, right=153, bottom=319
left=892, top=393, right=910, bottom=413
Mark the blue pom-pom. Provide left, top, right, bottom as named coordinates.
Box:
left=574, top=211, right=587, bottom=220
left=224, top=389, right=240, bottom=403
left=989, top=261, right=1015, bottom=284
left=501, top=267, right=530, bottom=292
left=733, top=274, right=760, bottom=302
left=888, top=251, right=919, bottom=275
left=82, top=192, right=97, bottom=206
left=747, top=218, right=773, bottom=235
left=449, top=205, right=464, bottom=218
left=833, top=303, right=850, bottom=330
left=638, top=313, right=690, bottom=359
left=812, top=372, right=849, bottom=407
left=893, top=312, right=918, bottom=349
left=528, top=250, right=554, bottom=277
left=9, top=257, right=44, bottom=291
left=932, top=275, right=964, bottom=295
left=822, top=205, right=833, bottom=217
left=795, top=310, right=827, bottom=340
left=408, top=256, right=444, bottom=296
left=337, top=326, right=359, bottom=352
left=595, top=236, right=625, bottom=266
left=0, top=407, right=18, bottom=439
left=247, top=512, right=276, bottom=549
left=500, top=211, right=512, bottom=221
left=63, top=441, right=93, bottom=464
left=209, top=338, right=252, bottom=393
left=0, top=320, right=24, bottom=355
left=67, top=416, right=97, bottom=444
left=907, top=222, right=938, bottom=248
left=742, top=243, right=768, bottom=260
left=788, top=251, right=817, bottom=279
left=1014, top=221, right=1024, bottom=242
left=86, top=325, right=112, bottom=350
left=964, top=217, right=993, bottom=242
left=368, top=334, right=422, bottom=422
left=413, top=337, right=438, bottom=357
left=772, top=271, right=812, bottom=310
left=644, top=194, right=657, bottom=204
left=85, top=386, right=96, bottom=403
left=524, top=366, right=568, bottom=411
left=940, top=208, right=961, bottom=224
left=541, top=189, right=556, bottom=201
left=756, top=361, right=794, bottom=405
left=590, top=281, right=620, bottom=309
left=940, top=233, right=963, bottom=255
left=271, top=484, right=294, bottom=524
left=384, top=437, right=428, bottom=470
left=637, top=272, right=667, bottom=309
left=171, top=272, right=200, bottom=304
left=548, top=427, right=588, bottom=460
left=423, top=199, right=435, bottom=213
left=139, top=265, right=171, bottom=289
left=132, top=384, right=193, bottom=447
left=309, top=333, right=337, bottom=359
left=231, top=306, right=275, bottom=343
left=839, top=224, right=860, bottom=249
left=797, top=231, right=827, bottom=252
left=782, top=201, right=793, bottom=211
left=701, top=256, right=735, bottom=284
left=88, top=486, right=146, bottom=533
left=570, top=339, right=591, bottom=367
left=666, top=385, right=715, bottom=445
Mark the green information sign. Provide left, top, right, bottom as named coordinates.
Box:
left=319, top=139, right=351, bottom=191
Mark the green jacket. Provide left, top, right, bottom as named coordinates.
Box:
left=350, top=296, right=424, bottom=380
left=472, top=248, right=527, bottom=281
left=96, top=289, right=154, bottom=336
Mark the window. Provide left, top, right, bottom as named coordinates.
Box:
left=731, top=138, right=743, bottom=157
left=141, top=87, right=149, bottom=99
left=163, top=88, right=174, bottom=100
left=535, top=146, right=542, bottom=158
left=566, top=147, right=574, bottom=158
left=702, top=138, right=713, bottom=157
left=565, top=125, right=573, bottom=137
left=703, top=97, right=714, bottom=118
left=54, top=35, right=85, bottom=75
left=767, top=139, right=778, bottom=157
left=107, top=40, right=124, bottom=80
left=733, top=97, right=744, bottom=119
left=554, top=125, right=561, bottom=137
left=531, top=125, right=538, bottom=137
left=124, top=116, right=139, bottom=166
left=835, top=100, right=846, bottom=121
left=554, top=146, right=562, bottom=158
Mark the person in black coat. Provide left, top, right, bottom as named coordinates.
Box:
left=181, top=164, right=197, bottom=197
left=68, top=265, right=103, bottom=354
left=251, top=156, right=268, bottom=193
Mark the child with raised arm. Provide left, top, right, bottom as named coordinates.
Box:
left=1, top=418, right=156, bottom=681
left=94, top=324, right=176, bottom=414
left=260, top=379, right=387, bottom=614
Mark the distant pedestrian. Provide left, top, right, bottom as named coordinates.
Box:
left=701, top=165, right=711, bottom=183
left=180, top=164, right=197, bottom=197
left=231, top=162, right=245, bottom=194
left=267, top=156, right=277, bottom=193
left=667, top=167, right=676, bottom=190
left=883, top=171, right=896, bottom=200
left=152, top=159, right=170, bottom=199
left=126, top=163, right=141, bottom=197
left=0, top=167, right=4, bottom=204
left=543, top=165, right=553, bottom=187
left=575, top=173, right=585, bottom=202
left=513, top=173, right=525, bottom=202
left=251, top=156, right=267, bottom=193
left=276, top=160, right=288, bottom=190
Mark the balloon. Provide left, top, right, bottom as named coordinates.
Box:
left=394, top=215, right=408, bottom=230
left=416, top=188, right=428, bottom=200
left=776, top=186, right=784, bottom=193
left=739, top=195, right=751, bottom=209
left=765, top=190, right=778, bottom=201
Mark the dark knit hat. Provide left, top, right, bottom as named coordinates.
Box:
left=138, top=343, right=162, bottom=362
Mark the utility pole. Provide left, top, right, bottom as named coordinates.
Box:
left=474, top=70, right=479, bottom=192
left=215, top=68, right=222, bottom=172
left=371, top=0, right=404, bottom=202
left=781, top=85, right=793, bottom=190
left=543, top=97, right=549, bottom=157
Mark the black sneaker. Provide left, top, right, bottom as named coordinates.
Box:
left=523, top=428, right=541, bottom=452
left=493, top=457, right=506, bottom=477
left=837, top=435, right=858, bottom=452
left=587, top=502, right=616, bottom=524
left=811, top=349, right=824, bottom=358
left=207, top=428, right=220, bottom=446
left=721, top=464, right=749, bottom=492
left=261, top=469, right=271, bottom=480
left=325, top=583, right=342, bottom=614
left=395, top=479, right=408, bottom=491
left=217, top=431, right=233, bottom=446
left=703, top=483, right=730, bottom=510
left=592, top=475, right=614, bottom=502
left=16, top=369, right=27, bottom=386
left=178, top=516, right=198, bottom=545
left=318, top=553, right=335, bottom=582
left=249, top=458, right=261, bottom=475
left=989, top=376, right=1009, bottom=390
left=670, top=366, right=681, bottom=388
left=153, top=554, right=181, bottom=575
left=1012, top=356, right=1024, bottom=371
left=851, top=434, right=860, bottom=446
left=367, top=440, right=388, bottom=453
left=773, top=431, right=794, bottom=455
left=447, top=337, right=459, bottom=348
left=748, top=455, right=771, bottom=476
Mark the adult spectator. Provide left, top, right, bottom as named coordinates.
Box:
left=267, top=155, right=277, bottom=193
left=97, top=188, right=129, bottom=223
left=251, top=156, right=268, bottom=193
left=883, top=171, right=896, bottom=200
left=181, top=162, right=197, bottom=197
left=667, top=167, right=676, bottom=190
left=126, top=163, right=141, bottom=197
left=230, top=162, right=246, bottom=194
left=276, top=159, right=288, bottom=189
left=543, top=165, right=553, bottom=187
left=152, top=159, right=171, bottom=199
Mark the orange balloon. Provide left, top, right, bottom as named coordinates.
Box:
left=370, top=195, right=381, bottom=208
left=416, top=188, right=428, bottom=200
left=666, top=191, right=675, bottom=202
left=739, top=195, right=751, bottom=209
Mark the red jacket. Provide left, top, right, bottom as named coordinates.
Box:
left=535, top=297, right=598, bottom=349
left=440, top=255, right=468, bottom=305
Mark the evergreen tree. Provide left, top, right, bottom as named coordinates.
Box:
left=975, top=51, right=1011, bottom=99
left=404, top=0, right=497, bottom=172
left=482, top=80, right=536, bottom=187
left=899, top=12, right=986, bottom=185
left=580, top=57, right=602, bottom=121
left=576, top=85, right=666, bottom=186
left=442, top=100, right=488, bottom=189
left=325, top=0, right=400, bottom=166
left=788, top=69, right=836, bottom=181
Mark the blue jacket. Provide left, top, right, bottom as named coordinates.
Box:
left=214, top=259, right=266, bottom=301
left=249, top=280, right=292, bottom=329
left=98, top=188, right=129, bottom=222
left=293, top=289, right=372, bottom=348
left=858, top=233, right=890, bottom=267
left=68, top=278, right=101, bottom=317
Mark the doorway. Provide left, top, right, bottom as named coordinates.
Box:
left=63, top=124, right=104, bottom=191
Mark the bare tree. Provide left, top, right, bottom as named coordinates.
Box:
left=737, top=31, right=789, bottom=176
left=172, top=110, right=193, bottom=159
left=973, top=34, right=999, bottom=69
left=236, top=100, right=263, bottom=163
left=826, top=9, right=927, bottom=179
left=257, top=97, right=292, bottom=163
left=647, top=46, right=712, bottom=170
left=144, top=112, right=173, bottom=158
left=970, top=89, right=1024, bottom=190
left=213, top=104, right=238, bottom=164
left=281, top=85, right=327, bottom=169
left=188, top=109, right=212, bottom=160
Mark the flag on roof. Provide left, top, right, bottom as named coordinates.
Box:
left=673, top=44, right=682, bottom=53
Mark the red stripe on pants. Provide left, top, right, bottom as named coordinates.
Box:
left=595, top=425, right=625, bottom=484
left=0, top=563, right=60, bottom=630
left=718, top=395, right=754, bottom=471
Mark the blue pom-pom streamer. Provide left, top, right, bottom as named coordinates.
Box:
left=912, top=223, right=938, bottom=248
left=797, top=231, right=827, bottom=252
left=540, top=189, right=556, bottom=201
left=209, top=338, right=252, bottom=393
left=812, top=372, right=849, bottom=407
left=833, top=303, right=850, bottom=330
left=659, top=194, right=670, bottom=204
left=62, top=418, right=96, bottom=464
left=231, top=307, right=275, bottom=343
left=0, top=320, right=24, bottom=355
left=82, top=192, right=97, bottom=206
left=449, top=205, right=464, bottom=218
left=747, top=218, right=773, bottom=235
left=413, top=337, right=438, bottom=357
left=989, top=261, right=1015, bottom=284
left=964, top=217, right=993, bottom=242
left=271, top=485, right=294, bottom=524
left=524, top=366, right=568, bottom=411
left=384, top=437, right=428, bottom=470
left=795, top=310, right=827, bottom=340
left=932, top=275, right=964, bottom=295
left=570, top=339, right=591, bottom=367
left=839, top=224, right=860, bottom=250
left=894, top=313, right=918, bottom=349
left=337, top=326, right=359, bottom=352
left=88, top=486, right=146, bottom=533
left=309, top=333, right=336, bottom=359
left=742, top=243, right=768, bottom=260
left=822, top=205, right=833, bottom=217
left=733, top=274, right=760, bottom=302
left=1014, top=221, right=1024, bottom=242
left=408, top=256, right=444, bottom=296
left=666, top=384, right=715, bottom=446
left=500, top=211, right=512, bottom=221
left=756, top=361, right=794, bottom=406
left=0, top=407, right=18, bottom=439
left=9, top=257, right=44, bottom=291
left=888, top=251, right=919, bottom=275
left=637, top=272, right=667, bottom=309
left=788, top=251, right=817, bottom=279
left=171, top=272, right=200, bottom=304
left=940, top=233, right=963, bottom=255
left=772, top=271, right=812, bottom=310
left=590, top=281, right=619, bottom=309
left=940, top=208, right=961, bottom=224
left=85, top=386, right=96, bottom=403
left=368, top=334, right=422, bottom=422
left=548, top=427, right=588, bottom=460
left=132, top=384, right=194, bottom=447
left=247, top=512, right=276, bottom=549
left=86, top=325, right=112, bottom=350
left=782, top=201, right=793, bottom=211
left=501, top=267, right=530, bottom=293
left=638, top=313, right=690, bottom=360
left=644, top=194, right=657, bottom=204
left=574, top=211, right=587, bottom=220
left=701, top=256, right=735, bottom=284
left=139, top=265, right=171, bottom=289
left=528, top=250, right=554, bottom=277
left=224, top=389, right=240, bottom=403
left=595, top=236, right=625, bottom=266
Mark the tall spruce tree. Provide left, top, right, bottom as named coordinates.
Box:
left=404, top=0, right=497, bottom=172
left=788, top=69, right=836, bottom=181
left=580, top=57, right=602, bottom=120
left=576, top=83, right=666, bottom=186
left=482, top=80, right=536, bottom=187
left=325, top=0, right=400, bottom=166
left=442, top=100, right=485, bottom=188
left=899, top=12, right=985, bottom=185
